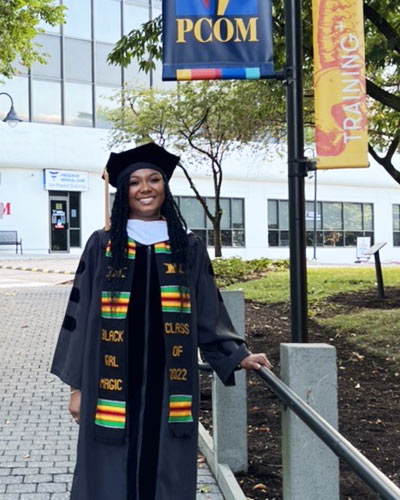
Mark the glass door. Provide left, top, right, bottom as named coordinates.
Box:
left=50, top=197, right=69, bottom=252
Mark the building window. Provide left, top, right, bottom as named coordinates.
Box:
left=268, top=200, right=374, bottom=247
left=31, top=34, right=62, bottom=79
left=96, top=86, right=120, bottom=128
left=31, top=80, right=62, bottom=124
left=64, top=39, right=92, bottom=82
left=96, top=43, right=123, bottom=86
left=69, top=192, right=81, bottom=248
left=124, top=4, right=149, bottom=33
left=64, top=0, right=92, bottom=39
left=94, top=0, right=122, bottom=44
left=175, top=196, right=245, bottom=248
left=268, top=199, right=289, bottom=247
left=4, top=0, right=156, bottom=129
left=394, top=205, right=400, bottom=246
left=64, top=82, right=93, bottom=127
left=110, top=192, right=116, bottom=211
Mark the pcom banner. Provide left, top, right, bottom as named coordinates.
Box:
left=162, top=0, right=274, bottom=81
left=313, top=0, right=369, bottom=169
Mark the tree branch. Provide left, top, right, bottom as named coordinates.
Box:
left=179, top=127, right=216, bottom=163
left=387, top=136, right=400, bottom=163
left=364, top=4, right=400, bottom=56
left=369, top=137, right=400, bottom=184
left=177, top=162, right=214, bottom=222
left=366, top=79, right=400, bottom=112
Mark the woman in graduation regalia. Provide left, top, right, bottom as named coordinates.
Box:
left=51, top=143, right=271, bottom=500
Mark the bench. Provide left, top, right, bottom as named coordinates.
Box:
left=0, top=231, right=23, bottom=254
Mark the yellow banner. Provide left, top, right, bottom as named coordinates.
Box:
left=312, top=0, right=369, bottom=169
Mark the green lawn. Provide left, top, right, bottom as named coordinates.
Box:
left=320, top=309, right=400, bottom=367
left=227, top=266, right=400, bottom=369
left=228, top=267, right=400, bottom=306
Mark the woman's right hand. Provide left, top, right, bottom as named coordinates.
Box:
left=69, top=390, right=81, bottom=425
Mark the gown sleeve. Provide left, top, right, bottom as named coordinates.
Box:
left=193, top=237, right=250, bottom=386
left=50, top=231, right=101, bottom=389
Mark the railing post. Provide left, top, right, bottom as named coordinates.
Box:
left=281, top=343, right=339, bottom=500
left=212, top=290, right=248, bottom=473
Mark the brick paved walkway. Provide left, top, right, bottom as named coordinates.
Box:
left=0, top=285, right=224, bottom=500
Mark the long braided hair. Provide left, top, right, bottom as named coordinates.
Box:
left=108, top=171, right=189, bottom=288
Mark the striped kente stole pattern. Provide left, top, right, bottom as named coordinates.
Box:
left=105, top=238, right=136, bottom=259
left=95, top=399, right=126, bottom=429
left=160, top=286, right=191, bottom=313
left=154, top=241, right=171, bottom=254
left=101, top=291, right=130, bottom=319
left=95, top=236, right=195, bottom=444
left=168, top=395, right=193, bottom=423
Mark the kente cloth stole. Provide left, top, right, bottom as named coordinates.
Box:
left=94, top=238, right=194, bottom=445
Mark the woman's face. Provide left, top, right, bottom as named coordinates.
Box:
left=128, top=168, right=165, bottom=221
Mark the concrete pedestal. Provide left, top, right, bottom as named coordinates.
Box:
left=212, top=291, right=248, bottom=473
left=281, top=343, right=339, bottom=500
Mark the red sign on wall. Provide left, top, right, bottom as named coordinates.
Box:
left=0, top=202, right=11, bottom=219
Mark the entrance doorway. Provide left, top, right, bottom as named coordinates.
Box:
left=50, top=197, right=69, bottom=252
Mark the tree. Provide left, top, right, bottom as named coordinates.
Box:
left=108, top=1, right=400, bottom=184
left=105, top=81, right=269, bottom=257
left=0, top=0, right=65, bottom=79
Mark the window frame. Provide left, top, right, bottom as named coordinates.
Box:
left=268, top=199, right=374, bottom=248
left=12, top=0, right=155, bottom=128
left=393, top=204, right=400, bottom=247
left=175, top=196, right=246, bottom=248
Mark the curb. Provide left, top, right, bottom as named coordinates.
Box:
left=0, top=265, right=75, bottom=275
left=198, top=423, right=247, bottom=500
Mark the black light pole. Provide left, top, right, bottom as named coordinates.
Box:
left=284, top=0, right=309, bottom=342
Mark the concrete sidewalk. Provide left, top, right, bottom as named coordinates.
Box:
left=0, top=285, right=225, bottom=500
left=0, top=256, right=80, bottom=274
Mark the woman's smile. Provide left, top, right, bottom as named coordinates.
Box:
left=138, top=196, right=156, bottom=205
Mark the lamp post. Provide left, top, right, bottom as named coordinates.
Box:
left=312, top=169, right=318, bottom=261
left=0, top=92, right=22, bottom=127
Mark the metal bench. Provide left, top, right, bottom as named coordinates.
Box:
left=0, top=231, right=23, bottom=254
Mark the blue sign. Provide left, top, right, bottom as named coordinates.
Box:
left=163, top=0, right=274, bottom=81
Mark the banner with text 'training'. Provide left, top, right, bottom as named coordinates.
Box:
left=313, top=0, right=369, bottom=169
left=162, top=0, right=274, bottom=81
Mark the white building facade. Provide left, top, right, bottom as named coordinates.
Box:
left=0, top=0, right=399, bottom=263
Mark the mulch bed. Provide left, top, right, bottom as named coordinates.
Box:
left=200, top=289, right=400, bottom=499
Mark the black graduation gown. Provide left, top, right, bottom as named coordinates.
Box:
left=51, top=230, right=249, bottom=500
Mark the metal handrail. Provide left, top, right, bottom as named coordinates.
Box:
left=255, top=366, right=400, bottom=500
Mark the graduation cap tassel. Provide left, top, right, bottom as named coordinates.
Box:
left=103, top=168, right=111, bottom=231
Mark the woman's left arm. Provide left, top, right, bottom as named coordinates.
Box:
left=193, top=238, right=271, bottom=384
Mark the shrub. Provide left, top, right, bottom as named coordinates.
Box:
left=212, top=256, right=289, bottom=287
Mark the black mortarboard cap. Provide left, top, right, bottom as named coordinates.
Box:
left=105, top=142, right=180, bottom=188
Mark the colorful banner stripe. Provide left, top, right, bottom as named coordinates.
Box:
left=105, top=239, right=136, bottom=259
left=95, top=399, right=126, bottom=429
left=161, top=286, right=191, bottom=313
left=169, top=395, right=193, bottom=423
left=176, top=67, right=261, bottom=81
left=101, top=291, right=131, bottom=319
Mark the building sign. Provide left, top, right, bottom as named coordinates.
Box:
left=0, top=202, right=11, bottom=219
left=305, top=211, right=321, bottom=221
left=356, top=236, right=371, bottom=261
left=162, top=0, right=274, bottom=81
left=43, top=170, right=89, bottom=192
left=312, top=0, right=369, bottom=169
